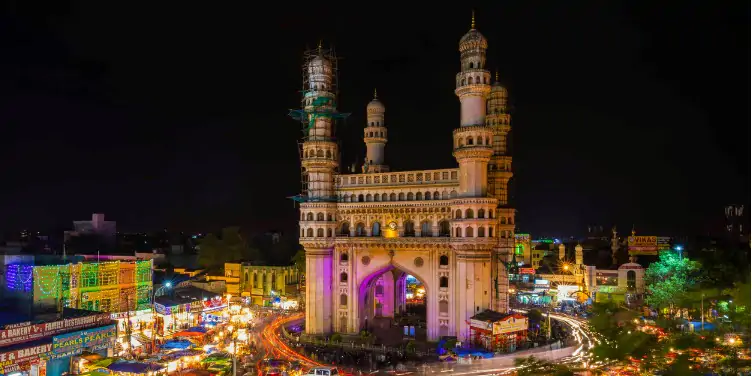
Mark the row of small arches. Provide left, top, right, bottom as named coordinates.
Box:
left=304, top=149, right=333, bottom=158
left=308, top=83, right=330, bottom=92
left=301, top=210, right=510, bottom=223
left=457, top=136, right=491, bottom=147
left=338, top=252, right=449, bottom=266
left=341, top=190, right=457, bottom=203
left=339, top=220, right=451, bottom=237
left=365, top=130, right=385, bottom=137
left=454, top=208, right=495, bottom=219
left=302, top=212, right=334, bottom=221
left=454, top=226, right=495, bottom=238
left=300, top=222, right=511, bottom=239
left=486, top=118, right=509, bottom=126
left=460, top=76, right=488, bottom=86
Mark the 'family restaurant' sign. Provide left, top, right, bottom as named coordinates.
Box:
left=0, top=313, right=111, bottom=347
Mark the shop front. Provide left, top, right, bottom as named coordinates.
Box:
left=154, top=302, right=194, bottom=336
left=0, top=323, right=116, bottom=376
left=469, top=311, right=528, bottom=353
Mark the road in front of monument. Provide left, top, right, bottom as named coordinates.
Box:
left=258, top=310, right=599, bottom=375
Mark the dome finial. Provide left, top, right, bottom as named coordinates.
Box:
left=317, top=40, right=323, bottom=53
left=373, top=88, right=378, bottom=99
left=495, top=70, right=499, bottom=83
left=471, top=9, right=476, bottom=29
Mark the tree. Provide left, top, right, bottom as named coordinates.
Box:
left=197, top=227, right=253, bottom=270
left=291, top=247, right=305, bottom=275
left=644, top=251, right=701, bottom=316
left=589, top=302, right=664, bottom=368
left=527, top=309, right=544, bottom=339
left=514, top=356, right=574, bottom=375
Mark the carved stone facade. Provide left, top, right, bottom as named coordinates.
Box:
left=296, top=18, right=514, bottom=341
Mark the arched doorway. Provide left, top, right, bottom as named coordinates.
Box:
left=357, top=264, right=429, bottom=344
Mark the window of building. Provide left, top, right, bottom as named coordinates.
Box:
left=440, top=277, right=449, bottom=288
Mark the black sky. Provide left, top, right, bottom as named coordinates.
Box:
left=0, top=2, right=748, bottom=237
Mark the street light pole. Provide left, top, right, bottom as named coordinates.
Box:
left=701, top=293, right=705, bottom=331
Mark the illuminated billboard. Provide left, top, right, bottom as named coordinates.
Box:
left=628, top=236, right=670, bottom=256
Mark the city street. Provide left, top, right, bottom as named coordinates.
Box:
left=250, top=311, right=591, bottom=375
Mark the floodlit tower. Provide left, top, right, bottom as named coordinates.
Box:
left=453, top=10, right=493, bottom=197
left=452, top=11, right=503, bottom=330
left=289, top=42, right=348, bottom=335
left=363, top=89, right=389, bottom=173
left=559, top=243, right=566, bottom=261
left=575, top=244, right=583, bottom=266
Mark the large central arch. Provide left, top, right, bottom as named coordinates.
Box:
left=358, top=265, right=424, bottom=327
left=353, top=257, right=433, bottom=341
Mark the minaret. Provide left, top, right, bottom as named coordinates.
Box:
left=558, top=243, right=566, bottom=261
left=611, top=227, right=620, bottom=266
left=453, top=11, right=493, bottom=197
left=487, top=71, right=516, bottom=269
left=363, top=89, right=389, bottom=173
left=452, top=12, right=502, bottom=337
left=455, top=11, right=491, bottom=128
left=293, top=43, right=341, bottom=335
left=575, top=244, right=583, bottom=266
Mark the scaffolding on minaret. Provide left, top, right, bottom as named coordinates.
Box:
left=288, top=44, right=350, bottom=205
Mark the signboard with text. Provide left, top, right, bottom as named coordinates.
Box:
left=469, top=319, right=492, bottom=332
left=52, top=325, right=117, bottom=354
left=493, top=315, right=528, bottom=335
left=628, top=236, right=671, bottom=256
left=0, top=343, right=52, bottom=372
left=0, top=313, right=111, bottom=347
left=518, top=268, right=536, bottom=275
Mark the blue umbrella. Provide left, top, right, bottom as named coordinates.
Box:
left=160, top=339, right=193, bottom=350
left=107, top=361, right=164, bottom=374
left=186, top=326, right=208, bottom=333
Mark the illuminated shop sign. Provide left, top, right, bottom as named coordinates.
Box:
left=52, top=325, right=117, bottom=354
left=518, top=268, right=535, bottom=275
left=0, top=314, right=111, bottom=347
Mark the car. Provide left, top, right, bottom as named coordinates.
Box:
left=303, top=367, right=340, bottom=376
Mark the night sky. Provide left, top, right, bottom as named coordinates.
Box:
left=0, top=2, right=748, bottom=237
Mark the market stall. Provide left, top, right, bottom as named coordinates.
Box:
left=468, top=311, right=528, bottom=353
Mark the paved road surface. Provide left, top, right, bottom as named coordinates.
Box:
left=257, top=312, right=592, bottom=375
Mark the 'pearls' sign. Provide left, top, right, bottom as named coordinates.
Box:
left=52, top=325, right=117, bottom=354
left=0, top=313, right=111, bottom=347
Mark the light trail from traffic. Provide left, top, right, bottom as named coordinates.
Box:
left=259, top=311, right=592, bottom=375
left=254, top=313, right=325, bottom=375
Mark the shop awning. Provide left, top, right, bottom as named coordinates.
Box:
left=160, top=339, right=194, bottom=350
left=107, top=361, right=165, bottom=374
left=174, top=331, right=204, bottom=337
left=186, top=326, right=208, bottom=333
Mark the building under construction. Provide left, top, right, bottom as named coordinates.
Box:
left=288, top=43, right=349, bottom=204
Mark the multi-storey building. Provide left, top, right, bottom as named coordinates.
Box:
left=4, top=259, right=153, bottom=315
left=220, top=263, right=301, bottom=306
left=292, top=16, right=515, bottom=341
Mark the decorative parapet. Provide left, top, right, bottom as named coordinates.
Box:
left=336, top=168, right=459, bottom=188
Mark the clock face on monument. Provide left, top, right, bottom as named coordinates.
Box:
left=388, top=222, right=397, bottom=230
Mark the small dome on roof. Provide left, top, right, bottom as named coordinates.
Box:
left=491, top=82, right=508, bottom=96
left=367, top=89, right=385, bottom=113
left=460, top=28, right=487, bottom=47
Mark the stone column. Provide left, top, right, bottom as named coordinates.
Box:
left=382, top=273, right=396, bottom=318
left=305, top=248, right=333, bottom=335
